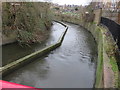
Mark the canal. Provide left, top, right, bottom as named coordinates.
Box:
left=3, top=22, right=97, bottom=88
left=2, top=22, right=65, bottom=66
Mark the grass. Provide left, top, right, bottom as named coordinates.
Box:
left=110, top=56, right=119, bottom=87
left=95, top=30, right=104, bottom=88
left=110, top=57, right=119, bottom=73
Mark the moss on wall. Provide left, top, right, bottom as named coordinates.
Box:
left=95, top=29, right=103, bottom=88
left=84, top=24, right=119, bottom=88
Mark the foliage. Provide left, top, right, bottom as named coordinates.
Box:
left=2, top=2, right=52, bottom=44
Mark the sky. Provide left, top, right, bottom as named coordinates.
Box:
left=51, top=0, right=92, bottom=5
left=38, top=0, right=92, bottom=5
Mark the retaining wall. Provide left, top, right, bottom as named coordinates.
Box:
left=1, top=22, right=68, bottom=77
left=84, top=23, right=119, bottom=88
left=54, top=14, right=120, bottom=88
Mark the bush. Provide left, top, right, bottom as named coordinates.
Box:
left=2, top=2, right=52, bottom=44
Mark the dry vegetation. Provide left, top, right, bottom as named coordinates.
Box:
left=2, top=2, right=52, bottom=44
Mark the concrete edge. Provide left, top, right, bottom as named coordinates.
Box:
left=1, top=22, right=68, bottom=77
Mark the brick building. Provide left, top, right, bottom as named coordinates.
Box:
left=90, top=0, right=120, bottom=24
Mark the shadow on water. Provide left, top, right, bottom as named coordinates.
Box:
left=3, top=22, right=97, bottom=88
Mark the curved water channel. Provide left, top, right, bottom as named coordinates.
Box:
left=3, top=22, right=97, bottom=88
left=2, top=22, right=65, bottom=66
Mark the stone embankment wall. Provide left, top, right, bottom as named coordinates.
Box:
left=54, top=10, right=120, bottom=88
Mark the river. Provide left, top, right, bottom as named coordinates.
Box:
left=2, top=22, right=65, bottom=66
left=3, top=22, right=97, bottom=88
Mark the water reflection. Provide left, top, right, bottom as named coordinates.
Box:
left=4, top=58, right=50, bottom=86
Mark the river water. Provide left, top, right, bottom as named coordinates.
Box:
left=2, top=22, right=65, bottom=66
left=3, top=22, right=97, bottom=88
